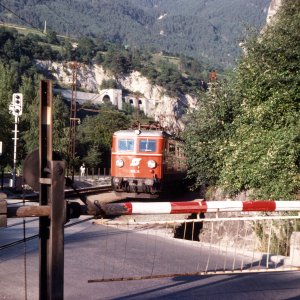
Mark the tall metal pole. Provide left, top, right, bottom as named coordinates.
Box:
left=67, top=62, right=79, bottom=181
left=12, top=114, right=18, bottom=189
left=9, top=93, right=23, bottom=189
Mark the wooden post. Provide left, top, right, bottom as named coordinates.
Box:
left=39, top=80, right=65, bottom=300
left=49, top=160, right=65, bottom=299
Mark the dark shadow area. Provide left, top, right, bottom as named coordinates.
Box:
left=111, top=271, right=300, bottom=300
left=242, top=253, right=285, bottom=269
left=173, top=213, right=204, bottom=241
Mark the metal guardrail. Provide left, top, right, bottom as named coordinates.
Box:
left=91, top=214, right=300, bottom=282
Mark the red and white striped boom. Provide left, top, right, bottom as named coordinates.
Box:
left=102, top=200, right=300, bottom=216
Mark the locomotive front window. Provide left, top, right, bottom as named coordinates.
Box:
left=139, top=139, right=156, bottom=152
left=118, top=139, right=134, bottom=151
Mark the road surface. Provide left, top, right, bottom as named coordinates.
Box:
left=1, top=217, right=300, bottom=299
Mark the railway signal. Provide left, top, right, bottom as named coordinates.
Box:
left=9, top=93, right=23, bottom=189
left=9, top=93, right=23, bottom=117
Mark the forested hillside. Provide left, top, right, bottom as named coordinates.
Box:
left=0, top=0, right=270, bottom=68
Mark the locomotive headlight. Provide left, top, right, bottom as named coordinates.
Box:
left=147, top=160, right=157, bottom=169
left=116, top=159, right=124, bottom=167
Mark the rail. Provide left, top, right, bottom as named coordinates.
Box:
left=8, top=184, right=112, bottom=202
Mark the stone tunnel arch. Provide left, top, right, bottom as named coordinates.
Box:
left=102, top=94, right=111, bottom=104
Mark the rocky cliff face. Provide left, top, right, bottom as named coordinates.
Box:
left=118, top=70, right=197, bottom=132
left=266, top=0, right=282, bottom=24
left=36, top=60, right=197, bottom=133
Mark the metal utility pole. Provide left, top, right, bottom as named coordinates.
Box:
left=9, top=93, right=23, bottom=189
left=12, top=114, right=18, bottom=188
left=67, top=62, right=81, bottom=180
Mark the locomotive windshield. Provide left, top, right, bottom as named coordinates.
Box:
left=139, top=139, right=156, bottom=152
left=118, top=139, right=134, bottom=151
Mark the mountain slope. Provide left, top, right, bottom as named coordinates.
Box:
left=0, top=0, right=271, bottom=67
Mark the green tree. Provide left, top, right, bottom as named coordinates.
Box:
left=46, top=29, right=59, bottom=45
left=61, top=40, right=75, bottom=61
left=21, top=79, right=69, bottom=159
left=76, top=107, right=130, bottom=167
left=19, top=75, right=40, bottom=156
left=220, top=0, right=300, bottom=199
left=100, top=79, right=118, bottom=89
left=102, top=48, right=132, bottom=76
left=184, top=78, right=238, bottom=190
left=52, top=94, right=69, bottom=156
left=0, top=63, right=15, bottom=169
left=75, top=37, right=96, bottom=64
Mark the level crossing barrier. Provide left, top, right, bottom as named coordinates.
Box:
left=86, top=200, right=300, bottom=282
left=101, top=200, right=300, bottom=215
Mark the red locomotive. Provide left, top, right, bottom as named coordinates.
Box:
left=111, top=129, right=187, bottom=198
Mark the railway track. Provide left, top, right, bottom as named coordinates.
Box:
left=8, top=184, right=113, bottom=201
left=65, top=184, right=112, bottom=198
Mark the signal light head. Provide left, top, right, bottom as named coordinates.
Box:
left=11, top=93, right=23, bottom=116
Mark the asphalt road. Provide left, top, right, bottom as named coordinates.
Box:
left=1, top=217, right=300, bottom=300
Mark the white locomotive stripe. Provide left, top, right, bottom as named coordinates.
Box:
left=275, top=201, right=300, bottom=211
left=131, top=202, right=172, bottom=214
left=112, top=152, right=163, bottom=156
left=206, top=201, right=243, bottom=212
